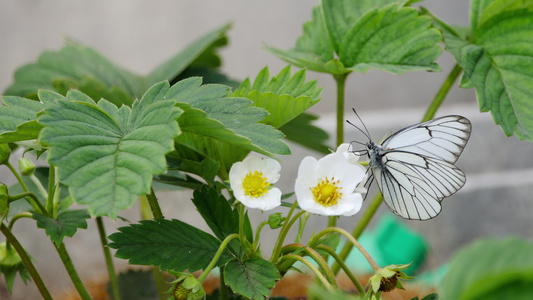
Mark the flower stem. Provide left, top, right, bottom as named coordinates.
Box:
left=8, top=192, right=46, bottom=214
left=315, top=244, right=365, bottom=295
left=96, top=217, right=121, bottom=300
left=237, top=204, right=253, bottom=256
left=55, top=242, right=92, bottom=300
left=270, top=201, right=304, bottom=263
left=279, top=254, right=334, bottom=292
left=0, top=223, right=53, bottom=300
left=332, top=193, right=382, bottom=274
left=334, top=63, right=463, bottom=275
left=197, top=233, right=240, bottom=283
left=252, top=220, right=268, bottom=251
left=313, top=227, right=380, bottom=272
left=279, top=244, right=338, bottom=289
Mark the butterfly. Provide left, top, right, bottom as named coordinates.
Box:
left=348, top=110, right=472, bottom=220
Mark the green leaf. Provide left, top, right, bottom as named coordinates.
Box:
left=425, top=0, right=533, bottom=140
left=0, top=96, right=44, bottom=143
left=190, top=186, right=253, bottom=250
left=112, top=269, right=164, bottom=300
left=441, top=237, right=533, bottom=300
left=191, top=186, right=240, bottom=241
left=146, top=23, right=231, bottom=87
left=224, top=258, right=280, bottom=300
left=31, top=210, right=90, bottom=245
left=232, top=66, right=322, bottom=128
left=266, top=2, right=441, bottom=75
left=167, top=77, right=289, bottom=159
left=339, top=4, right=442, bottom=74
left=280, top=113, right=330, bottom=154
left=5, top=41, right=143, bottom=101
left=108, top=219, right=233, bottom=272
left=322, top=0, right=410, bottom=53
left=37, top=83, right=182, bottom=218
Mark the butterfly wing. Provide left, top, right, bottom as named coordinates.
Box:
left=382, top=115, right=471, bottom=164
left=373, top=151, right=466, bottom=220
left=371, top=115, right=471, bottom=220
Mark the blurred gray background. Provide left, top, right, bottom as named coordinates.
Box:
left=1, top=1, right=532, bottom=299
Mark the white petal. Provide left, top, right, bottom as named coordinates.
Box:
left=239, top=188, right=281, bottom=211
left=262, top=158, right=281, bottom=183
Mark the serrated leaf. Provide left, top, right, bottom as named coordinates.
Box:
left=441, top=237, right=533, bottom=300
left=31, top=210, right=90, bottom=245
left=339, top=4, right=442, bottom=74
left=267, top=2, right=441, bottom=75
left=424, top=1, right=533, bottom=140
left=166, top=77, right=289, bottom=162
left=190, top=186, right=253, bottom=250
left=5, top=42, right=143, bottom=101
left=224, top=258, right=280, bottom=300
left=108, top=219, right=233, bottom=272
left=232, top=66, right=322, bottom=128
left=322, top=0, right=410, bottom=53
left=0, top=96, right=44, bottom=143
left=37, top=82, right=182, bottom=218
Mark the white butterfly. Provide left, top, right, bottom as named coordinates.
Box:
left=349, top=112, right=471, bottom=220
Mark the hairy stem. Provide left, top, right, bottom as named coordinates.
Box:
left=0, top=223, right=53, bottom=300
left=96, top=217, right=121, bottom=300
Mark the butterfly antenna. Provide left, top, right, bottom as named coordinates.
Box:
left=347, top=108, right=372, bottom=141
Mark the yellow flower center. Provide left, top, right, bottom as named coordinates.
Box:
left=312, top=177, right=342, bottom=206
left=242, top=170, right=270, bottom=197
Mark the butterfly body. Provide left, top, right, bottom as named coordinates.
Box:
left=352, top=115, right=472, bottom=220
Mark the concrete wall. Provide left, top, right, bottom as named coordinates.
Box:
left=1, top=1, right=532, bottom=299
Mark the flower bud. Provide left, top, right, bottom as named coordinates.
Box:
left=18, top=158, right=35, bottom=176
left=0, top=144, right=11, bottom=165
left=268, top=212, right=286, bottom=229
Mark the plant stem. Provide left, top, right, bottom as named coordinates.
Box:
left=330, top=73, right=349, bottom=229
left=6, top=161, right=28, bottom=192
left=8, top=192, right=46, bottom=214
left=47, top=166, right=56, bottom=217
left=96, top=217, right=121, bottom=300
left=333, top=63, right=463, bottom=275
left=0, top=223, right=53, bottom=300
left=237, top=204, right=253, bottom=256
left=422, top=63, right=462, bottom=122
left=314, top=227, right=380, bottom=272
left=332, top=193, right=382, bottom=276
left=197, top=233, right=240, bottom=283
left=55, top=242, right=92, bottom=300
left=315, top=244, right=365, bottom=295
left=279, top=254, right=334, bottom=292
left=139, top=192, right=167, bottom=300
left=252, top=220, right=268, bottom=251
left=146, top=187, right=164, bottom=219
left=270, top=201, right=304, bottom=263
left=219, top=265, right=228, bottom=300
left=279, top=244, right=338, bottom=289
left=30, top=173, right=48, bottom=200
